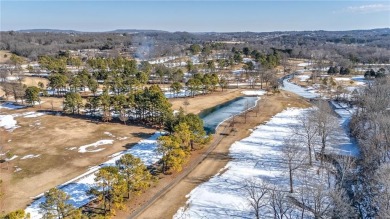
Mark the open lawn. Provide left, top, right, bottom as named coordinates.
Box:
left=169, top=89, right=243, bottom=115
left=0, top=107, right=155, bottom=213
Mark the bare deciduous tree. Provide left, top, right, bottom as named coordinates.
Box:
left=243, top=179, right=268, bottom=219
left=302, top=182, right=332, bottom=219
left=329, top=188, right=356, bottom=219
left=313, top=101, right=340, bottom=166
left=374, top=163, right=390, bottom=218
left=119, top=109, right=129, bottom=125
left=282, top=137, right=307, bottom=193
left=269, top=187, right=293, bottom=219
left=294, top=110, right=318, bottom=166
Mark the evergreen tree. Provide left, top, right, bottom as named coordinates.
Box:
left=25, top=86, right=41, bottom=106
left=116, top=154, right=153, bottom=199
left=170, top=82, right=183, bottom=98
left=39, top=187, right=76, bottom=219
left=63, top=92, right=83, bottom=114
left=89, top=166, right=125, bottom=214
left=157, top=135, right=187, bottom=173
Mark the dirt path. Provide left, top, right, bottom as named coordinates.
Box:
left=113, top=91, right=310, bottom=219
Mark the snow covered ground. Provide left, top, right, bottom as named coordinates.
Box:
left=298, top=62, right=311, bottom=67
left=0, top=115, right=18, bottom=130
left=281, top=76, right=319, bottom=99
left=175, top=77, right=360, bottom=218
left=0, top=102, right=26, bottom=110
left=21, top=112, right=46, bottom=118
left=0, top=111, right=46, bottom=131
left=296, top=75, right=310, bottom=82
left=334, top=77, right=351, bottom=81
left=164, top=89, right=190, bottom=98
left=351, top=75, right=367, bottom=86
left=330, top=101, right=359, bottom=156
left=175, top=106, right=359, bottom=218
left=241, top=90, right=266, bottom=96
left=25, top=132, right=162, bottom=218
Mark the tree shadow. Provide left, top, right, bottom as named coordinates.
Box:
left=36, top=110, right=155, bottom=130
left=185, top=175, right=210, bottom=184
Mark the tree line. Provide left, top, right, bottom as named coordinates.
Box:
left=64, top=85, right=172, bottom=127
left=349, top=77, right=390, bottom=218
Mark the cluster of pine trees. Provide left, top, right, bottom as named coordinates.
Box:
left=364, top=68, right=387, bottom=79
left=327, top=66, right=351, bottom=75
left=64, top=85, right=172, bottom=127
left=159, top=108, right=210, bottom=173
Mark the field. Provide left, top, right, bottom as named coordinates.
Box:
left=0, top=106, right=156, bottom=213
left=0, top=85, right=249, bottom=214
left=169, top=89, right=243, bottom=114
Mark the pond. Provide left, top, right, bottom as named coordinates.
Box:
left=199, top=96, right=259, bottom=133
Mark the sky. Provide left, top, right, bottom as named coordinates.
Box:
left=1, top=0, right=389, bottom=32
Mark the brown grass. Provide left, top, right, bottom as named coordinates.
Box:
left=169, top=89, right=243, bottom=115
left=0, top=108, right=155, bottom=213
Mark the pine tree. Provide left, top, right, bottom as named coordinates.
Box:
left=63, top=92, right=83, bottom=114
left=39, top=187, right=76, bottom=219
left=157, top=135, right=187, bottom=173
left=25, top=86, right=41, bottom=106
left=89, top=166, right=124, bottom=214
left=116, top=154, right=153, bottom=199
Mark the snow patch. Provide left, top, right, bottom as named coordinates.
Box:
left=22, top=112, right=46, bottom=118
left=103, top=131, right=115, bottom=138
left=281, top=76, right=319, bottom=99
left=241, top=90, right=266, bottom=96
left=5, top=155, right=18, bottom=161
left=0, top=102, right=25, bottom=110
left=78, top=140, right=114, bottom=153
left=67, top=147, right=77, bottom=151
left=297, top=62, right=311, bottom=67
left=296, top=75, right=310, bottom=82
left=334, top=77, right=350, bottom=81
left=0, top=115, right=19, bottom=131
left=21, top=154, right=41, bottom=160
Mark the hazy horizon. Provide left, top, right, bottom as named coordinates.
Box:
left=1, top=1, right=389, bottom=32
left=8, top=26, right=390, bottom=33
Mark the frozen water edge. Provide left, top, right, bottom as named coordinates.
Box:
left=281, top=76, right=319, bottom=99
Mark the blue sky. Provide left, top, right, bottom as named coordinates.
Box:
left=1, top=1, right=389, bottom=32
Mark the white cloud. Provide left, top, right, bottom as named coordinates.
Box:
left=347, top=4, right=390, bottom=13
